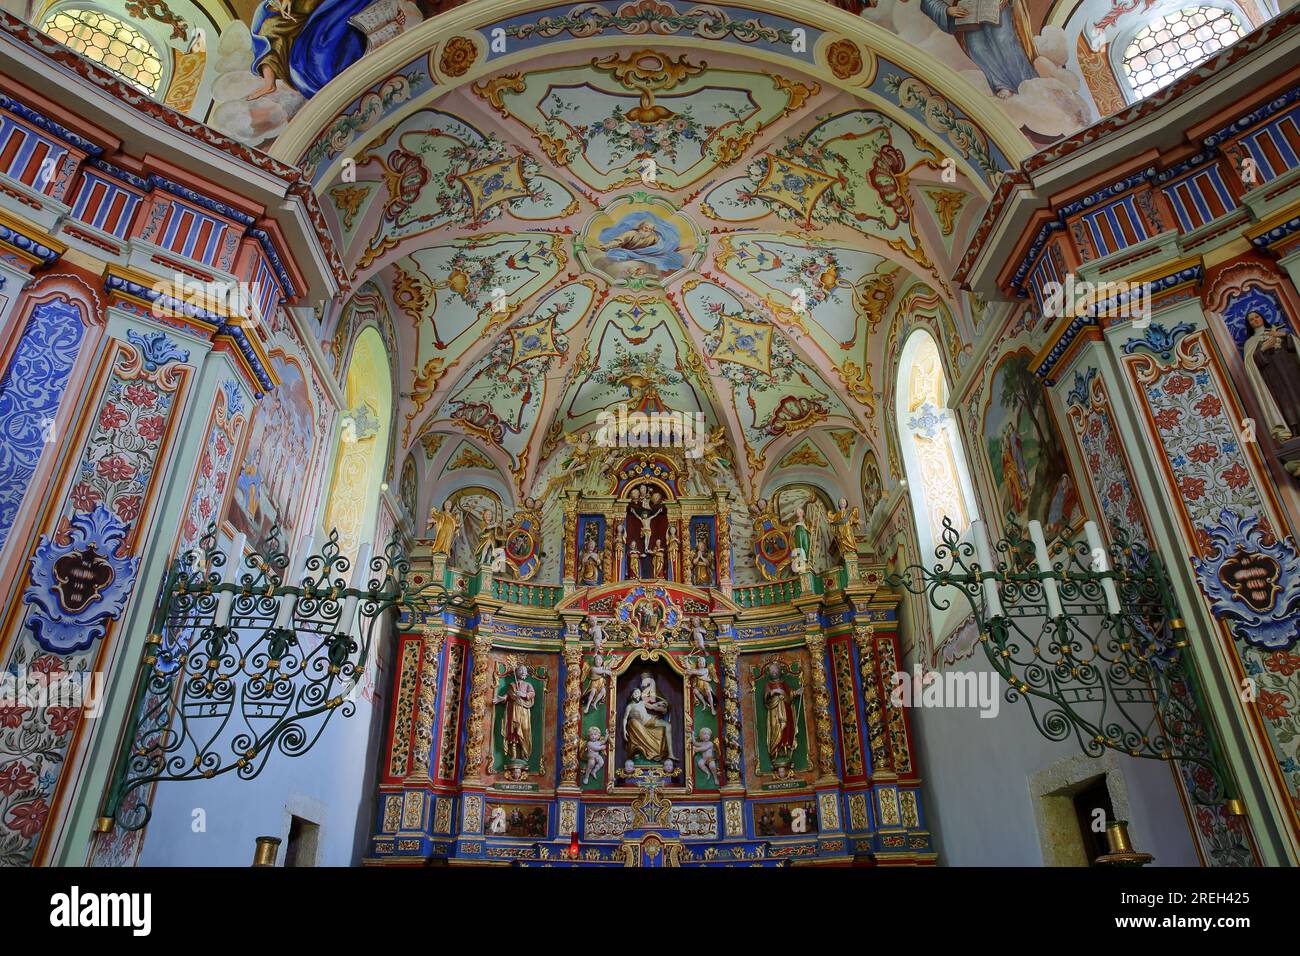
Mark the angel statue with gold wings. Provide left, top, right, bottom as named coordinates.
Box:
left=540, top=430, right=614, bottom=501
left=682, top=426, right=731, bottom=494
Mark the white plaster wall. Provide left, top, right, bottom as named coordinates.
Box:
left=904, top=644, right=1202, bottom=867
left=137, top=626, right=395, bottom=867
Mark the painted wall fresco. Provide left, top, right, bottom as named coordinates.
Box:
left=983, top=349, right=1081, bottom=538
left=225, top=351, right=316, bottom=546
left=0, top=330, right=191, bottom=866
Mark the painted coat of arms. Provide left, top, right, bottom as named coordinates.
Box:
left=24, top=504, right=139, bottom=654
left=1192, top=508, right=1300, bottom=651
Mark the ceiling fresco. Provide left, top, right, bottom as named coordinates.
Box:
left=307, top=39, right=982, bottom=503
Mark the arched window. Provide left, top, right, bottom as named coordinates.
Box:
left=323, top=327, right=391, bottom=562
left=896, top=330, right=979, bottom=558
left=41, top=7, right=165, bottom=94
left=1117, top=5, right=1246, bottom=101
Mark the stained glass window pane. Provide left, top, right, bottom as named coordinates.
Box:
left=1120, top=6, right=1247, bottom=100
left=40, top=8, right=163, bottom=94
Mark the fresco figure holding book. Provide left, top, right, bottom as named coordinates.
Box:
left=920, top=0, right=1038, bottom=98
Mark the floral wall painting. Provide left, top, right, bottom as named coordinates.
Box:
left=225, top=353, right=315, bottom=547
left=983, top=349, right=1081, bottom=539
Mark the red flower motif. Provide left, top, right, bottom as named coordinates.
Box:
left=1165, top=374, right=1194, bottom=395
left=1265, top=653, right=1300, bottom=677
left=1221, top=463, right=1250, bottom=489
left=6, top=799, right=48, bottom=839
left=1104, top=433, right=1119, bottom=456
left=0, top=761, right=35, bottom=796
left=1088, top=418, right=1102, bottom=438
left=1195, top=394, right=1222, bottom=418
left=0, top=704, right=29, bottom=728
left=96, top=455, right=135, bottom=482
left=215, top=437, right=227, bottom=457
left=1126, top=500, right=1141, bottom=523
left=124, top=382, right=157, bottom=408
left=198, top=497, right=213, bottom=519
left=113, top=494, right=142, bottom=523
left=1088, top=454, right=1101, bottom=472
left=1192, top=765, right=1215, bottom=793
left=48, top=707, right=79, bottom=737
left=70, top=482, right=101, bottom=511
left=29, top=656, right=64, bottom=676
left=1188, top=442, right=1219, bottom=463
left=1179, top=475, right=1207, bottom=500
left=1258, top=690, right=1291, bottom=721
left=1154, top=408, right=1182, bottom=431
left=136, top=414, right=165, bottom=442
left=98, top=403, right=128, bottom=430
left=1107, top=481, right=1124, bottom=502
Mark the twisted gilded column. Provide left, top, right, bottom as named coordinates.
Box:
left=465, top=633, right=494, bottom=781
left=406, top=623, right=446, bottom=781
left=719, top=642, right=742, bottom=785
left=854, top=622, right=893, bottom=775
left=805, top=630, right=839, bottom=783
left=561, top=643, right=582, bottom=788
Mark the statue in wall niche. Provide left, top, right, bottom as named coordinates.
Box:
left=578, top=529, right=603, bottom=586
left=1244, top=310, right=1300, bottom=440
left=493, top=664, right=536, bottom=773
left=828, top=496, right=861, bottom=560
left=426, top=500, right=461, bottom=554
left=762, top=661, right=803, bottom=775
left=623, top=688, right=673, bottom=762
left=690, top=531, right=715, bottom=586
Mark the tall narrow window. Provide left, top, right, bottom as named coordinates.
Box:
left=1118, top=6, right=1246, bottom=101
left=41, top=8, right=165, bottom=94
left=896, top=330, right=979, bottom=558
left=323, top=327, right=391, bottom=562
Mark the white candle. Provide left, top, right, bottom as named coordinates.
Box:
left=1028, top=520, right=1064, bottom=620
left=1084, top=521, right=1122, bottom=615
left=970, top=520, right=1004, bottom=619
left=336, top=543, right=372, bottom=634
left=274, top=534, right=314, bottom=629
left=213, top=532, right=246, bottom=628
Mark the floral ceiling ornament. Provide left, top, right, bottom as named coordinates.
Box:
left=439, top=36, right=478, bottom=78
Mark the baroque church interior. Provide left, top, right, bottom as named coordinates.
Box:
left=0, top=0, right=1298, bottom=879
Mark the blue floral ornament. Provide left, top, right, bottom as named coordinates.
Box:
left=23, top=504, right=140, bottom=654
left=1191, top=507, right=1300, bottom=651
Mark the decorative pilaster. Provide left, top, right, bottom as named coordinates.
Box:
left=854, top=622, right=893, bottom=776
left=718, top=640, right=743, bottom=788
left=406, top=624, right=445, bottom=781
left=465, top=633, right=494, bottom=783
left=804, top=629, right=839, bottom=784
left=560, top=642, right=583, bottom=789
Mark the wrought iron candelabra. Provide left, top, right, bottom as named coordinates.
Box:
left=887, top=517, right=1238, bottom=807
left=99, top=524, right=464, bottom=831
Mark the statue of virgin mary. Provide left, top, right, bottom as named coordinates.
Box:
left=1243, top=310, right=1300, bottom=440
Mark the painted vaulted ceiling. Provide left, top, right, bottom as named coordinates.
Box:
left=313, top=42, right=991, bottom=500
left=26, top=0, right=1272, bottom=502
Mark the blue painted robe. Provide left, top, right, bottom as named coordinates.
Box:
left=251, top=0, right=370, bottom=99
left=920, top=0, right=1038, bottom=95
